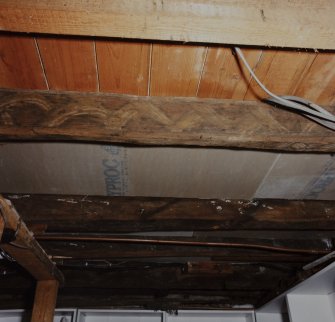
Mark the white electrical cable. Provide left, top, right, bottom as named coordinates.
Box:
left=234, top=47, right=335, bottom=131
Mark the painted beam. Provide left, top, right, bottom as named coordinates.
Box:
left=0, top=90, right=335, bottom=152
left=0, top=1, right=335, bottom=49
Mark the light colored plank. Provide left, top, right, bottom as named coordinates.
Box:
left=198, top=47, right=262, bottom=99
left=96, top=40, right=150, bottom=95
left=37, top=37, right=98, bottom=91
left=31, top=280, right=59, bottom=322
left=150, top=44, right=206, bottom=96
left=294, top=53, right=335, bottom=105
left=1, top=89, right=335, bottom=152
left=0, top=35, right=47, bottom=89
left=244, top=50, right=316, bottom=100
left=0, top=1, right=335, bottom=49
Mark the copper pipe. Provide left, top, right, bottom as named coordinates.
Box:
left=35, top=235, right=330, bottom=255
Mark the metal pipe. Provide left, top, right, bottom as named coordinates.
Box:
left=35, top=234, right=330, bottom=255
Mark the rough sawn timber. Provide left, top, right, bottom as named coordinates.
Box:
left=5, top=194, right=335, bottom=233
left=0, top=1, right=335, bottom=50
left=0, top=90, right=335, bottom=152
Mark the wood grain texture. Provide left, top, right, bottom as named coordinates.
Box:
left=244, top=50, right=316, bottom=100
left=0, top=196, right=63, bottom=283
left=150, top=44, right=206, bottom=96
left=37, top=37, right=98, bottom=91
left=31, top=280, right=58, bottom=322
left=294, top=53, right=335, bottom=105
left=0, top=35, right=47, bottom=90
left=96, top=40, right=150, bottom=95
left=1, top=1, right=335, bottom=49
left=6, top=194, right=335, bottom=233
left=0, top=193, right=333, bottom=311
left=0, top=89, right=335, bottom=152
left=198, top=47, right=262, bottom=99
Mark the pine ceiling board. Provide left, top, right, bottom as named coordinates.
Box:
left=197, top=47, right=262, bottom=99
left=0, top=35, right=47, bottom=90
left=96, top=40, right=150, bottom=95
left=244, top=50, right=316, bottom=101
left=150, top=44, right=207, bottom=96
left=294, top=53, right=335, bottom=105
left=36, top=37, right=98, bottom=91
left=1, top=1, right=335, bottom=50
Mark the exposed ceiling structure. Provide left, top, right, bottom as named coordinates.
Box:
left=0, top=0, right=335, bottom=317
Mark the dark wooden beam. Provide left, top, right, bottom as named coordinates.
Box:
left=5, top=194, right=335, bottom=233
left=0, top=1, right=334, bottom=50
left=0, top=287, right=265, bottom=310
left=0, top=90, right=335, bottom=152
left=0, top=196, right=64, bottom=283
left=0, top=259, right=299, bottom=310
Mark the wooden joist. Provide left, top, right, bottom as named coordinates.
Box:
left=0, top=196, right=64, bottom=283
left=0, top=193, right=333, bottom=311
left=6, top=194, right=335, bottom=233
left=1, top=90, right=335, bottom=152
left=0, top=1, right=335, bottom=50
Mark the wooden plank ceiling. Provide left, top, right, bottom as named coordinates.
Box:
left=0, top=34, right=335, bottom=104
left=0, top=28, right=335, bottom=311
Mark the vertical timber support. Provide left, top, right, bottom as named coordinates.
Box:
left=0, top=196, right=63, bottom=321
left=31, top=280, right=59, bottom=322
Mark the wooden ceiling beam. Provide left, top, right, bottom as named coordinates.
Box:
left=1, top=90, right=335, bottom=152
left=5, top=194, right=335, bottom=233
left=0, top=1, right=334, bottom=50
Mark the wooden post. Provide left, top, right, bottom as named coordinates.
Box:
left=31, top=280, right=59, bottom=322
left=0, top=196, right=64, bottom=283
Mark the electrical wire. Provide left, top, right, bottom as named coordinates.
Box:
left=234, top=47, right=335, bottom=131
left=35, top=234, right=330, bottom=255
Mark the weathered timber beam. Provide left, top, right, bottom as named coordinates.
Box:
left=0, top=196, right=64, bottom=283
left=5, top=194, right=335, bottom=233
left=1, top=90, right=335, bottom=151
left=0, top=263, right=295, bottom=291
left=0, top=287, right=265, bottom=310
left=0, top=1, right=335, bottom=50
left=31, top=280, right=59, bottom=322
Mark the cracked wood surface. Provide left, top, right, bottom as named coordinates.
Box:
left=5, top=194, right=335, bottom=233
left=0, top=90, right=335, bottom=151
